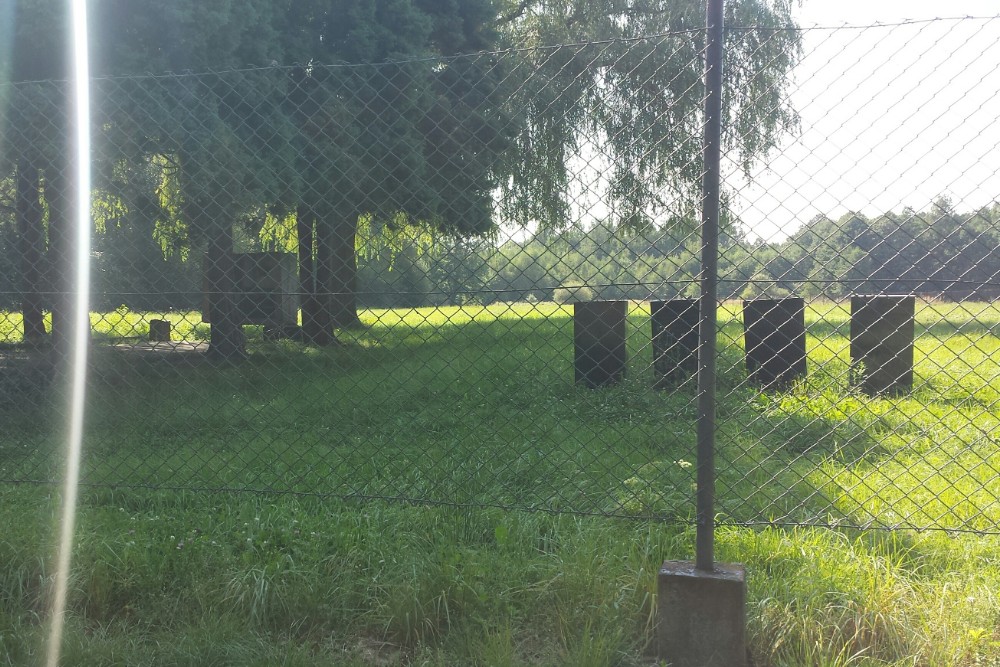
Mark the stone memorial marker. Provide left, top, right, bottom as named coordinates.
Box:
left=203, top=252, right=298, bottom=328
left=651, top=299, right=699, bottom=389
left=148, top=319, right=171, bottom=342
left=743, top=297, right=807, bottom=390
left=850, top=295, right=915, bottom=395
left=574, top=300, right=627, bottom=388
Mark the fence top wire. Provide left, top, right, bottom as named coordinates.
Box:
left=3, top=29, right=708, bottom=86
left=3, top=16, right=994, bottom=87
left=739, top=15, right=1000, bottom=31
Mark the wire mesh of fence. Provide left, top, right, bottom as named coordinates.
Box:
left=1, top=16, right=999, bottom=534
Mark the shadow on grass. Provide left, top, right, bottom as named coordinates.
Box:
left=713, top=384, right=889, bottom=529
left=3, top=303, right=997, bottom=534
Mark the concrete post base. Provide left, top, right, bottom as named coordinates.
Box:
left=657, top=561, right=747, bottom=667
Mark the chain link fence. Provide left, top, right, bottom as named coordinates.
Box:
left=1, top=17, right=999, bottom=534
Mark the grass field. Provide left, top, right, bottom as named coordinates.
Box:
left=1, top=300, right=999, bottom=665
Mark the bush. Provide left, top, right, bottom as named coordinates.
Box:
left=553, top=282, right=595, bottom=304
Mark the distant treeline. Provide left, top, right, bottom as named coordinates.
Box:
left=727, top=200, right=1000, bottom=301
left=0, top=199, right=997, bottom=311
left=367, top=199, right=1000, bottom=306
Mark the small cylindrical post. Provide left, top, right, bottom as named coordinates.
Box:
left=574, top=301, right=627, bottom=388
left=850, top=295, right=915, bottom=395
left=743, top=298, right=807, bottom=390
left=651, top=299, right=700, bottom=389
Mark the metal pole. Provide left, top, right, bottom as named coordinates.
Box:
left=696, top=0, right=724, bottom=573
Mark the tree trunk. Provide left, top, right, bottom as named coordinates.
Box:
left=304, top=215, right=337, bottom=345
left=205, top=225, right=247, bottom=361
left=301, top=205, right=360, bottom=341
left=15, top=159, right=47, bottom=345
left=298, top=204, right=331, bottom=345
left=46, top=166, right=74, bottom=356
left=327, top=213, right=362, bottom=329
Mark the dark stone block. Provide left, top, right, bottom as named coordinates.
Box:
left=574, top=301, right=627, bottom=388
left=651, top=299, right=699, bottom=390
left=850, top=295, right=915, bottom=395
left=743, top=298, right=807, bottom=390
left=148, top=319, right=171, bottom=342
left=202, top=252, right=298, bottom=327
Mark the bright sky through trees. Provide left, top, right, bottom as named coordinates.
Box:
left=736, top=1, right=1000, bottom=241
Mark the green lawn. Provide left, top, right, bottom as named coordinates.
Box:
left=1, top=300, right=999, bottom=665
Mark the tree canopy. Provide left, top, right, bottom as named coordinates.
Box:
left=0, top=0, right=804, bottom=355
left=493, top=0, right=801, bottom=229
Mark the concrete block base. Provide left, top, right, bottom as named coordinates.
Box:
left=657, top=561, right=747, bottom=667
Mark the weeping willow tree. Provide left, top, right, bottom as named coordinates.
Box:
left=494, top=0, right=801, bottom=230
left=90, top=0, right=296, bottom=359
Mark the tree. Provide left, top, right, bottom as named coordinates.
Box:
left=91, top=0, right=294, bottom=359
left=2, top=0, right=73, bottom=347
left=277, top=0, right=511, bottom=339
left=494, top=0, right=801, bottom=231
left=4, top=0, right=803, bottom=355
left=274, top=0, right=802, bottom=333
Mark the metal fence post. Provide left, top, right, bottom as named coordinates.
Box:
left=696, top=0, right=724, bottom=574
left=656, top=9, right=747, bottom=664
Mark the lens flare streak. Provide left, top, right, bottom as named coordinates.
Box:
left=46, top=1, right=92, bottom=665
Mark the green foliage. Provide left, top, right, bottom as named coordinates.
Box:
left=6, top=0, right=802, bottom=297
left=761, top=201, right=1000, bottom=299
left=552, top=280, right=594, bottom=304
left=349, top=195, right=1000, bottom=308
left=2, top=0, right=805, bottom=331
left=4, top=196, right=999, bottom=314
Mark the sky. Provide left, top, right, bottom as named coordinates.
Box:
left=734, top=1, right=1000, bottom=241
